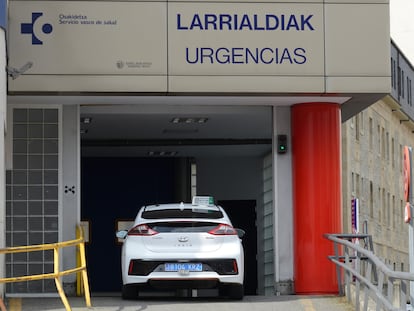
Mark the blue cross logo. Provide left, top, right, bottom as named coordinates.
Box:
left=21, top=12, right=53, bottom=45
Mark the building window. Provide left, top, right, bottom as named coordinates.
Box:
left=378, top=187, right=382, bottom=222
left=382, top=188, right=386, bottom=224
left=369, top=181, right=373, bottom=219
left=355, top=115, right=360, bottom=141
left=356, top=112, right=365, bottom=139
left=392, top=195, right=396, bottom=229
left=351, top=172, right=355, bottom=195
left=394, top=59, right=397, bottom=90
left=356, top=173, right=360, bottom=198
left=387, top=192, right=390, bottom=227
left=369, top=117, right=373, bottom=150
left=377, top=125, right=381, bottom=155
left=398, top=66, right=401, bottom=97
left=386, top=132, right=390, bottom=161
left=360, top=112, right=365, bottom=135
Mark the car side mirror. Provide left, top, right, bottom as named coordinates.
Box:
left=236, top=229, right=245, bottom=238
left=116, top=230, right=128, bottom=239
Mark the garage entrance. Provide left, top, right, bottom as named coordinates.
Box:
left=218, top=200, right=258, bottom=295
left=80, top=104, right=272, bottom=295
left=81, top=157, right=181, bottom=292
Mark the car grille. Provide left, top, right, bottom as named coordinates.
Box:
left=128, top=259, right=239, bottom=276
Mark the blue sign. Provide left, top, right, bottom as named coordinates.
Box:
left=21, top=12, right=53, bottom=45
left=351, top=198, right=359, bottom=233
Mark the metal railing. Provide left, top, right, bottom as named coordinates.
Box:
left=325, top=233, right=414, bottom=311
left=0, top=225, right=91, bottom=311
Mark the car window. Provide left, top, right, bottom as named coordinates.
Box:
left=148, top=221, right=219, bottom=233
left=142, top=208, right=223, bottom=219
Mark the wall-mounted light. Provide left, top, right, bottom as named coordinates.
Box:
left=277, top=134, right=288, bottom=154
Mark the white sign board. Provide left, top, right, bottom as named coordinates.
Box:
left=168, top=3, right=324, bottom=76
left=8, top=1, right=167, bottom=91
left=9, top=1, right=166, bottom=74
left=7, top=0, right=390, bottom=94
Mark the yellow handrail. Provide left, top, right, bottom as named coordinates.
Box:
left=0, top=225, right=91, bottom=311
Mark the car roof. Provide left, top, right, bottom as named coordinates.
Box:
left=143, top=203, right=220, bottom=212
left=136, top=203, right=230, bottom=222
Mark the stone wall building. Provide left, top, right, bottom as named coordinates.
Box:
left=342, top=41, right=414, bottom=271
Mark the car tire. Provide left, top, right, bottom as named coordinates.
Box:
left=121, top=284, right=139, bottom=300
left=220, top=284, right=244, bottom=300
left=228, top=284, right=244, bottom=300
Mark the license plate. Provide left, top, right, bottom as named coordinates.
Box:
left=165, top=263, right=203, bottom=272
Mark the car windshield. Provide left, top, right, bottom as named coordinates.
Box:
left=142, top=207, right=223, bottom=219
left=147, top=221, right=219, bottom=233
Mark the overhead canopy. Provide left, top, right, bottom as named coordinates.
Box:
left=7, top=0, right=391, bottom=119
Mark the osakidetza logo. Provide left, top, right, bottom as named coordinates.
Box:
left=20, top=12, right=53, bottom=45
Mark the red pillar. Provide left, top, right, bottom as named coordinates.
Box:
left=291, top=103, right=342, bottom=294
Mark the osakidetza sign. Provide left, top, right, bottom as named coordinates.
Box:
left=7, top=0, right=390, bottom=94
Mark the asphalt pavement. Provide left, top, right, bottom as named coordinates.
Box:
left=3, top=295, right=354, bottom=311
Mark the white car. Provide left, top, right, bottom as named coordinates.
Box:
left=116, top=200, right=245, bottom=300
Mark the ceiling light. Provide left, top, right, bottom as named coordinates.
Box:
left=170, top=117, right=208, bottom=124
left=148, top=151, right=178, bottom=157
left=162, top=129, right=199, bottom=134
left=197, top=117, right=208, bottom=123
left=81, top=117, right=92, bottom=124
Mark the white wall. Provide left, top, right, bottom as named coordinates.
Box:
left=273, top=106, right=293, bottom=293
left=61, top=105, right=80, bottom=291
left=0, top=27, right=6, bottom=297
